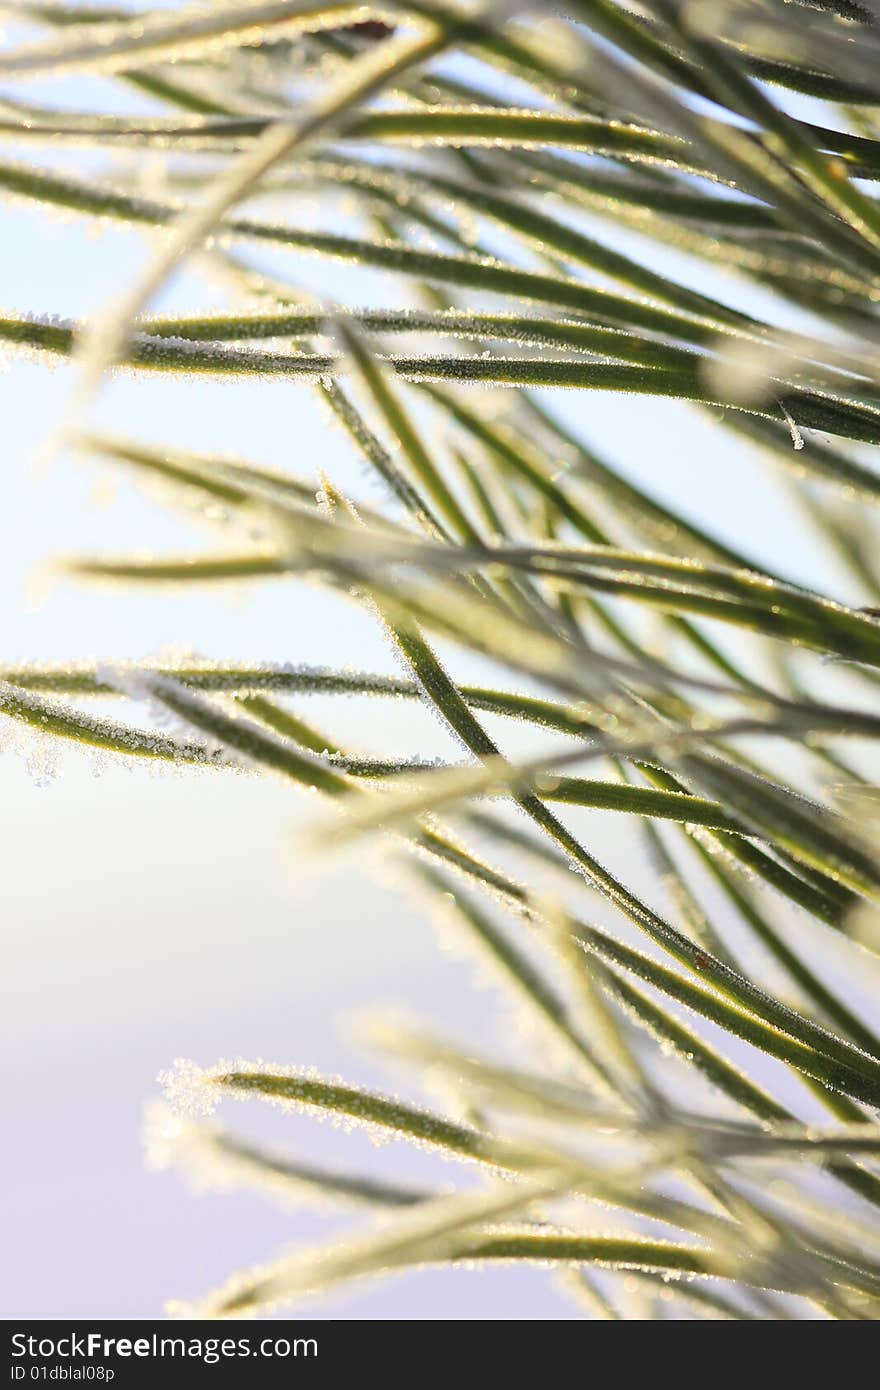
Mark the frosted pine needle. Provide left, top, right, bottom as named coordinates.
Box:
left=6, top=0, right=880, bottom=1322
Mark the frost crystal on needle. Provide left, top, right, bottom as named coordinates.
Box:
left=159, top=1058, right=219, bottom=1118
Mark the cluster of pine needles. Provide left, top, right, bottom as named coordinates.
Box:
left=5, top=0, right=880, bottom=1319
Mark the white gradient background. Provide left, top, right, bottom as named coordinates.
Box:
left=2, top=40, right=878, bottom=1320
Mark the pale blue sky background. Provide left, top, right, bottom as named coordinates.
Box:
left=3, top=11, right=879, bottom=1319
